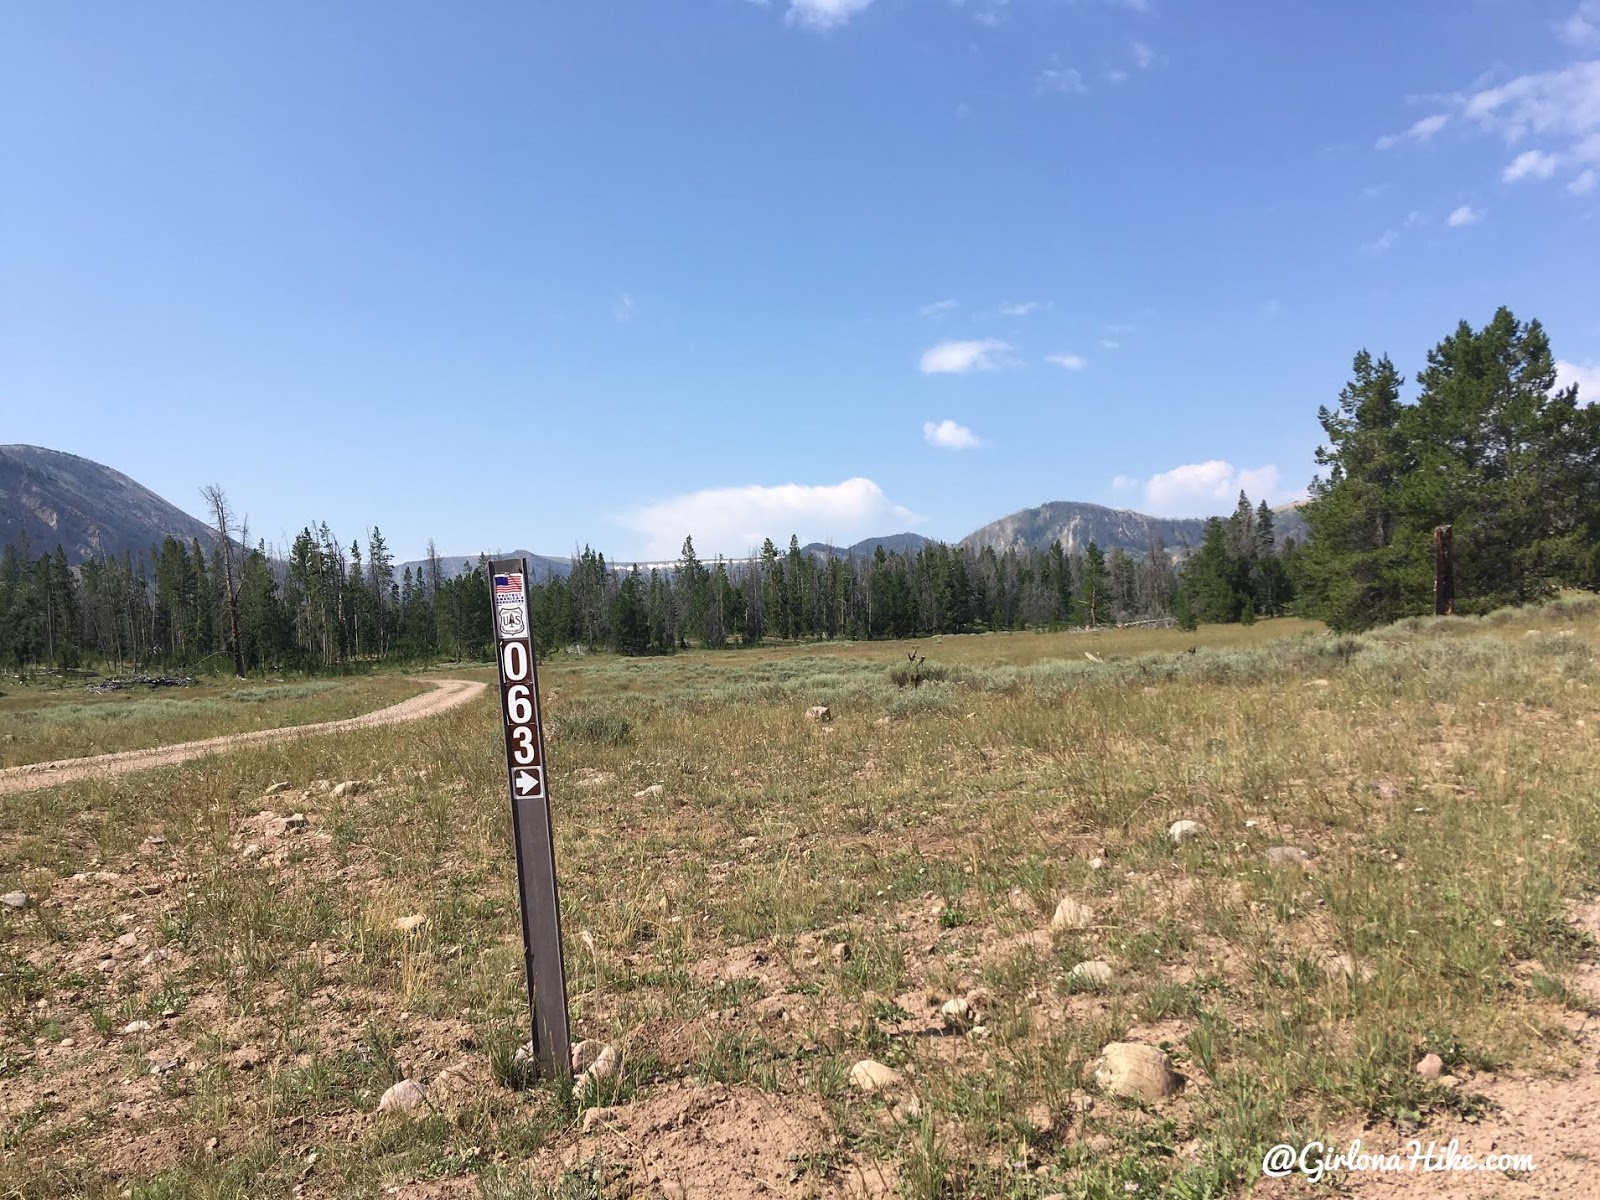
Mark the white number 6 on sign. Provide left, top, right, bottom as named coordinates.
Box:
left=506, top=684, right=534, bottom=724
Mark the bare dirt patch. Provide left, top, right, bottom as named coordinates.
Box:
left=549, top=1081, right=836, bottom=1199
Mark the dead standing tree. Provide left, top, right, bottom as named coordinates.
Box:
left=202, top=484, right=247, bottom=678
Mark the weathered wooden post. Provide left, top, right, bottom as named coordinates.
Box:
left=1434, top=525, right=1454, bottom=616
left=489, top=557, right=571, bottom=1082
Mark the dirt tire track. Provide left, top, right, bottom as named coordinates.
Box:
left=0, top=677, right=487, bottom=796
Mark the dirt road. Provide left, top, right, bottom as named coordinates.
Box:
left=0, top=677, right=487, bottom=796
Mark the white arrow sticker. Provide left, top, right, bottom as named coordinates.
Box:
left=513, top=768, right=542, bottom=797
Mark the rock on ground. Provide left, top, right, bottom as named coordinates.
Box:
left=940, top=998, right=973, bottom=1029
left=571, top=1043, right=621, bottom=1101
left=1266, top=845, right=1313, bottom=866
left=1093, top=1042, right=1181, bottom=1102
left=849, top=1059, right=902, bottom=1092
left=1168, top=819, right=1206, bottom=845
left=377, top=1078, right=429, bottom=1114
left=1050, top=897, right=1095, bottom=932
left=1069, top=959, right=1114, bottom=986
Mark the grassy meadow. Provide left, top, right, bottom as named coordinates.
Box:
left=1, top=606, right=1598, bottom=1198
left=0, top=675, right=430, bottom=769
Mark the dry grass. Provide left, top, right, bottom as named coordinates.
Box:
left=2, top=606, right=1598, bottom=1198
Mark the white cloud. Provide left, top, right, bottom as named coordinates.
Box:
left=1127, top=460, right=1298, bottom=518
left=1504, top=148, right=1561, bottom=181
left=919, top=298, right=957, bottom=318
left=1363, top=229, right=1400, bottom=255
left=625, top=477, right=916, bottom=560
left=999, top=300, right=1040, bottom=317
left=1100, top=338, right=1121, bottom=350
left=1560, top=2, right=1600, bottom=45
left=1375, top=112, right=1451, bottom=149
left=786, top=0, right=872, bottom=30
left=971, top=0, right=1009, bottom=26
left=1110, top=474, right=1138, bottom=491
left=1446, top=204, right=1482, bottom=227
left=1571, top=167, right=1598, bottom=193
left=1557, top=359, right=1600, bottom=400
left=1131, top=40, right=1155, bottom=69
left=1036, top=65, right=1087, bottom=96
left=1463, top=60, right=1600, bottom=143
left=1045, top=352, right=1086, bottom=370
left=1379, top=60, right=1600, bottom=193
left=923, top=419, right=981, bottom=449
left=613, top=293, right=635, bottom=323
left=920, top=338, right=1011, bottom=374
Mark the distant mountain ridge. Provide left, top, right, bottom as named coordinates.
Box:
left=0, top=445, right=217, bottom=563
left=961, top=501, right=1207, bottom=557
left=394, top=550, right=572, bottom=583
left=802, top=533, right=935, bottom=559
left=962, top=499, right=1308, bottom=558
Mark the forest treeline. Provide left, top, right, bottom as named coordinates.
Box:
left=2, top=305, right=1590, bottom=673
left=0, top=495, right=1290, bottom=672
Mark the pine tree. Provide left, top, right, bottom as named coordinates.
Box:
left=1079, top=543, right=1113, bottom=627
left=1182, top=519, right=1239, bottom=623
left=610, top=568, right=649, bottom=655
left=1297, top=351, right=1415, bottom=630
left=1405, top=308, right=1598, bottom=609
left=1172, top=588, right=1198, bottom=632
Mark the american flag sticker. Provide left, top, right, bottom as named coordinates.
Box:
left=493, top=572, right=525, bottom=606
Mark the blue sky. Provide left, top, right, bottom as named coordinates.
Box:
left=4, top=1, right=1599, bottom=562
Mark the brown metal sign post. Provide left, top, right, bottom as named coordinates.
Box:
left=489, top=558, right=571, bottom=1082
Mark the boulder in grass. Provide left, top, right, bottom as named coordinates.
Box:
left=849, top=1059, right=901, bottom=1093
left=1093, top=1042, right=1181, bottom=1102
left=377, top=1079, right=429, bottom=1114
left=571, top=1043, right=621, bottom=1102
left=1168, top=820, right=1205, bottom=845
left=1068, top=960, right=1113, bottom=986
left=1050, top=897, right=1095, bottom=932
